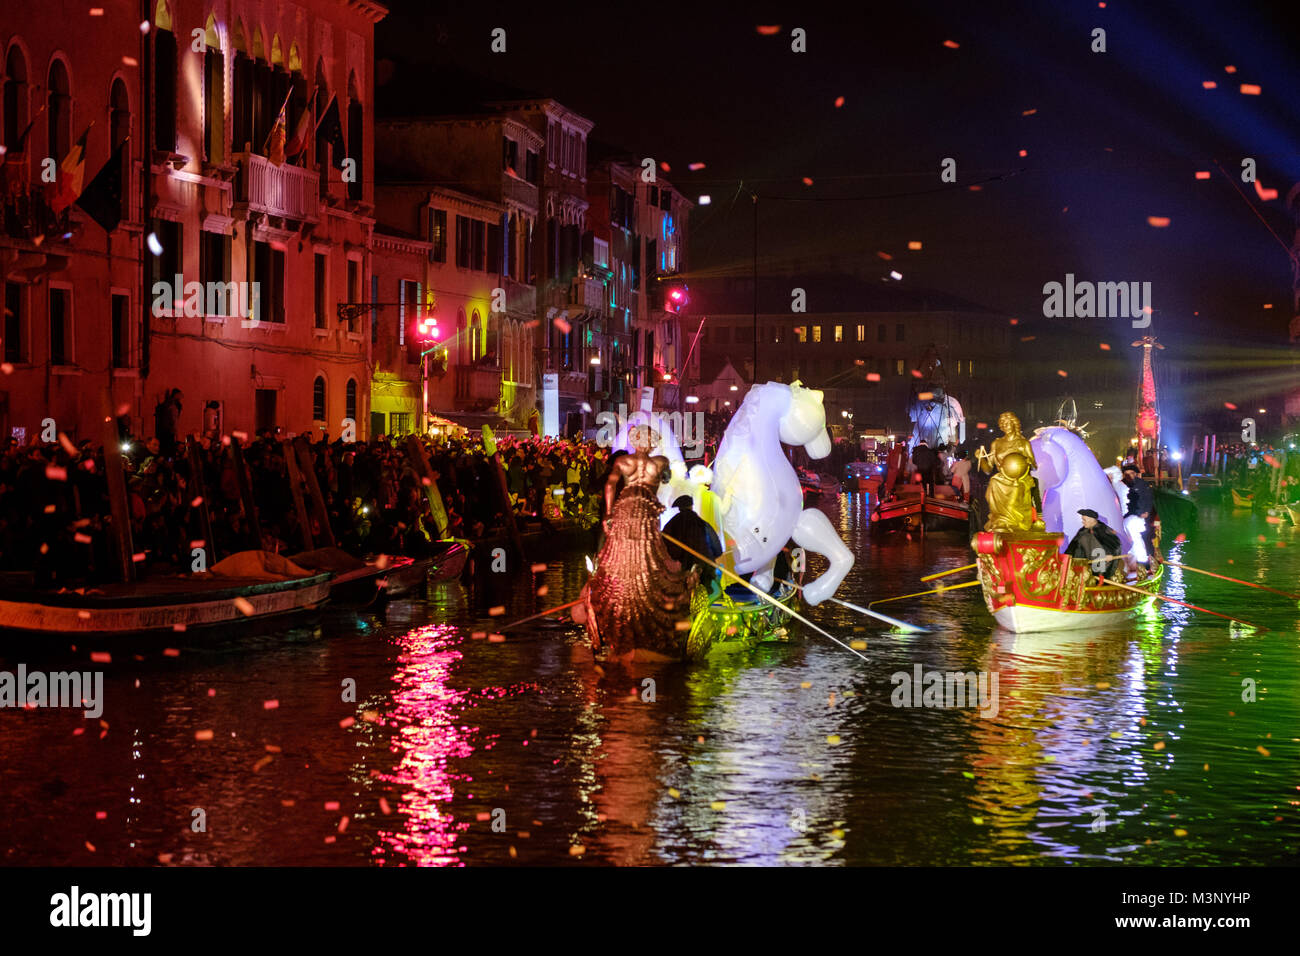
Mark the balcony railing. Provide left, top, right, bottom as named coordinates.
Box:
left=234, top=152, right=320, bottom=223
left=501, top=173, right=538, bottom=213
left=503, top=277, right=536, bottom=318
left=455, top=363, right=501, bottom=410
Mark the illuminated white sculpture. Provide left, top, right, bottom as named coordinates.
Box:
left=711, top=382, right=853, bottom=605
left=1031, top=426, right=1132, bottom=553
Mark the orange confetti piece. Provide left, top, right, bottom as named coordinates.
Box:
left=163, top=648, right=180, bottom=657
left=85, top=841, right=96, bottom=852
left=74, top=532, right=93, bottom=544
left=1099, top=342, right=1111, bottom=350
left=659, top=161, right=670, bottom=173
left=252, top=755, right=273, bottom=772
left=907, top=240, right=922, bottom=250
left=918, top=391, right=934, bottom=400
left=1174, top=534, right=1186, bottom=543
left=1224, top=402, right=1237, bottom=410
left=553, top=317, right=571, bottom=334
left=1154, top=741, right=1165, bottom=750
left=536, top=586, right=548, bottom=597
left=488, top=634, right=506, bottom=643
left=876, top=251, right=893, bottom=260
left=834, top=96, right=845, bottom=108
left=1239, top=83, right=1260, bottom=95
left=324, top=801, right=340, bottom=811
left=233, top=596, right=255, bottom=616
left=1057, top=369, right=1068, bottom=377
left=1224, top=65, right=1237, bottom=73
left=488, top=605, right=505, bottom=616
left=1022, top=108, right=1037, bottom=116
left=530, top=563, right=547, bottom=573
left=338, top=816, right=349, bottom=833
left=90, top=651, right=111, bottom=664
left=1018, top=149, right=1027, bottom=157
left=471, top=631, right=486, bottom=639
left=1202, top=80, right=1217, bottom=89
left=339, top=717, right=356, bottom=728
left=866, top=372, right=881, bottom=382
left=121, top=56, right=138, bottom=67
left=175, top=623, right=188, bottom=633
left=379, top=798, right=392, bottom=814
left=1258, top=745, right=1271, bottom=757
left=1194, top=170, right=1211, bottom=180
left=195, top=729, right=214, bottom=741
left=45, top=465, right=69, bottom=481
left=95, top=811, right=107, bottom=819
left=801, top=177, right=814, bottom=186
left=756, top=25, right=781, bottom=36
left=943, top=39, right=960, bottom=49
left=910, top=369, right=922, bottom=378
left=1146, top=216, right=1171, bottom=227
left=264, top=699, right=279, bottom=710
left=1254, top=180, right=1278, bottom=201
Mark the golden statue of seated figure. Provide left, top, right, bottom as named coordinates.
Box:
left=982, top=412, right=1046, bottom=533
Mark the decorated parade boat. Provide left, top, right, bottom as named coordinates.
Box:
left=971, top=415, right=1162, bottom=632
left=574, top=382, right=854, bottom=661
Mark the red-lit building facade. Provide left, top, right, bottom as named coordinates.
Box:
left=372, top=113, right=541, bottom=432
left=1, top=0, right=386, bottom=444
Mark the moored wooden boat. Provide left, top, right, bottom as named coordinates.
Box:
left=1231, top=488, right=1255, bottom=509
left=428, top=540, right=470, bottom=582
left=972, top=530, right=1162, bottom=632
left=0, top=552, right=330, bottom=636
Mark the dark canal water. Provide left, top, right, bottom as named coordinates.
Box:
left=1, top=493, right=1296, bottom=866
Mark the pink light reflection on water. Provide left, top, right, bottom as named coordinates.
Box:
left=371, top=623, right=475, bottom=866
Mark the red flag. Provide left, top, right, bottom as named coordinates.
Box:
left=284, top=103, right=313, bottom=159
left=49, top=125, right=90, bottom=216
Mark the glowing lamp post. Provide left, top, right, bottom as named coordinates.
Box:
left=414, top=306, right=442, bottom=435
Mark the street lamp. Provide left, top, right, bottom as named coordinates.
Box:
left=411, top=303, right=443, bottom=435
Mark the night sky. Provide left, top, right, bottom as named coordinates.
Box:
left=376, top=0, right=1300, bottom=352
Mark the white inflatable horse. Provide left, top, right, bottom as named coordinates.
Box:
left=1030, top=426, right=1132, bottom=553
left=613, top=409, right=703, bottom=524
left=711, top=382, right=854, bottom=606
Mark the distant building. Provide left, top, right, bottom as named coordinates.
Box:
left=1, top=0, right=387, bottom=444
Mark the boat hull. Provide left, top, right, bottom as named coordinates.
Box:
left=0, top=573, right=331, bottom=636
left=686, top=580, right=801, bottom=658
left=1231, top=489, right=1256, bottom=509
left=972, top=530, right=1161, bottom=633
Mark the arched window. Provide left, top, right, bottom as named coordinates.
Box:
left=456, top=308, right=467, bottom=365
left=46, top=59, right=70, bottom=162
left=345, top=379, right=357, bottom=422
left=312, top=59, right=329, bottom=172
left=231, top=19, right=253, bottom=153
left=3, top=44, right=29, bottom=151
left=346, top=72, right=363, bottom=200
left=202, top=15, right=224, bottom=163
left=109, top=78, right=130, bottom=217
left=471, top=310, right=482, bottom=363
left=312, top=375, right=325, bottom=421
left=153, top=1, right=176, bottom=151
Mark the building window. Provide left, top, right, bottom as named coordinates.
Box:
left=346, top=74, right=363, bottom=201
left=3, top=47, right=29, bottom=156
left=834, top=325, right=843, bottom=342
left=251, top=239, right=285, bottom=324
left=202, top=16, right=224, bottom=163
left=856, top=324, right=865, bottom=342
left=49, top=287, right=72, bottom=366
left=896, top=322, right=905, bottom=341
left=111, top=292, right=130, bottom=368
left=46, top=59, right=71, bottom=165
left=455, top=215, right=471, bottom=269
left=502, top=136, right=518, bottom=173
left=399, top=279, right=419, bottom=349
left=895, top=358, right=905, bottom=376
left=4, top=282, right=24, bottom=363
left=969, top=359, right=975, bottom=378
left=153, top=10, right=177, bottom=152
left=812, top=325, right=822, bottom=343
left=312, top=375, right=325, bottom=421
left=314, top=253, right=327, bottom=329
left=429, top=208, right=447, bottom=264
left=525, top=149, right=538, bottom=184
left=877, top=324, right=886, bottom=343
left=487, top=220, right=502, bottom=274
left=199, top=231, right=231, bottom=315
left=795, top=326, right=806, bottom=344
left=345, top=379, right=357, bottom=421
left=471, top=219, right=486, bottom=271
left=389, top=411, right=411, bottom=436
left=345, top=258, right=359, bottom=330
left=149, top=219, right=183, bottom=309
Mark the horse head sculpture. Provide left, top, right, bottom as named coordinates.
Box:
left=712, top=382, right=853, bottom=605
left=1031, top=426, right=1130, bottom=552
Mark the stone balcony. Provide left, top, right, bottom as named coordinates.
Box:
left=455, top=363, right=501, bottom=410
left=233, top=152, right=320, bottom=224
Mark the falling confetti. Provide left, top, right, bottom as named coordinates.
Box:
left=943, top=39, right=960, bottom=49
left=90, top=652, right=111, bottom=664
left=801, top=176, right=814, bottom=186
left=907, top=241, right=922, bottom=250
left=195, top=729, right=214, bottom=741
left=1239, top=83, right=1260, bottom=95
left=553, top=317, right=571, bottom=334
left=1146, top=216, right=1171, bottom=227
left=688, top=162, right=706, bottom=170
left=1194, top=170, right=1211, bottom=180
left=1202, top=80, right=1218, bottom=89
left=1099, top=342, right=1111, bottom=350
left=756, top=25, right=781, bottom=36
left=833, top=96, right=844, bottom=108
left=339, top=717, right=355, bottom=728
left=1253, top=180, right=1278, bottom=201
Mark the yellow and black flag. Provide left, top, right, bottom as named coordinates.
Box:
left=48, top=124, right=90, bottom=216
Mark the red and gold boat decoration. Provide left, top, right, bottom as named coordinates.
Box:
left=972, top=530, right=1162, bottom=631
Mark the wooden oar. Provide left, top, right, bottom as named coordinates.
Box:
left=1104, top=578, right=1267, bottom=631
left=661, top=533, right=870, bottom=658
left=1159, top=559, right=1298, bottom=601
left=498, top=597, right=585, bottom=631
left=777, top=580, right=930, bottom=633
left=868, top=580, right=981, bottom=607
left=920, top=562, right=977, bottom=582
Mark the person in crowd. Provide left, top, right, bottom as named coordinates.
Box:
left=1121, top=462, right=1155, bottom=569
left=912, top=439, right=938, bottom=496
left=662, top=495, right=723, bottom=590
